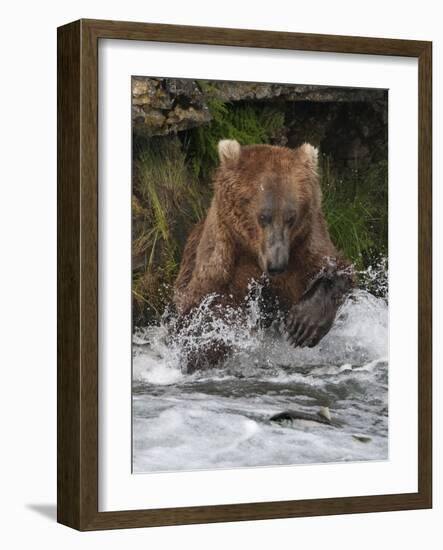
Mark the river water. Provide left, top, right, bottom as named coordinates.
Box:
left=132, top=274, right=388, bottom=473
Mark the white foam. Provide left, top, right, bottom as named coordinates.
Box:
left=132, top=265, right=389, bottom=472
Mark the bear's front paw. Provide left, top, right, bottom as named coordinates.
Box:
left=286, top=298, right=335, bottom=348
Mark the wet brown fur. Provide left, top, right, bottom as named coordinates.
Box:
left=174, top=141, right=349, bottom=316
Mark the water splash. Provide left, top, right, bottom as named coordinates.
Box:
left=133, top=263, right=388, bottom=383
left=132, top=262, right=388, bottom=472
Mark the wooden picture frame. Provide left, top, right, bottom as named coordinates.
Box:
left=57, top=18, right=432, bottom=530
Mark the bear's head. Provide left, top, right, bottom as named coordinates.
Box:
left=214, top=139, right=321, bottom=276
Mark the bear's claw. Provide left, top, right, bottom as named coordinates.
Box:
left=286, top=283, right=337, bottom=348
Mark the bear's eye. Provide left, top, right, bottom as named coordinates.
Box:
left=286, top=215, right=296, bottom=227
left=258, top=213, right=272, bottom=226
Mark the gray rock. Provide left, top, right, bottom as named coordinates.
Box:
left=132, top=77, right=212, bottom=136
left=131, top=77, right=387, bottom=163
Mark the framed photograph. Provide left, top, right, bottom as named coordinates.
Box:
left=57, top=19, right=432, bottom=530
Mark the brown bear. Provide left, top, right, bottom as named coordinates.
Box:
left=173, top=139, right=353, bottom=368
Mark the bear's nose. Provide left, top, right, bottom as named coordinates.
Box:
left=267, top=265, right=286, bottom=276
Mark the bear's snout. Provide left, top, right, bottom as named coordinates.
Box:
left=263, top=242, right=289, bottom=276
left=267, top=263, right=287, bottom=276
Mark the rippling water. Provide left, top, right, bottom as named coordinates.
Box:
left=132, top=280, right=388, bottom=473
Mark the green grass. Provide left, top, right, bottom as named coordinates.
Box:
left=321, top=155, right=388, bottom=270
left=132, top=137, right=210, bottom=324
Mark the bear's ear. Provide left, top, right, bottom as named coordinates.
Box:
left=218, top=139, right=241, bottom=166
left=297, top=143, right=319, bottom=167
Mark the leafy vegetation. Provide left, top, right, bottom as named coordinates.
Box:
left=321, top=155, right=388, bottom=271
left=186, top=81, right=285, bottom=181
left=132, top=137, right=210, bottom=323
